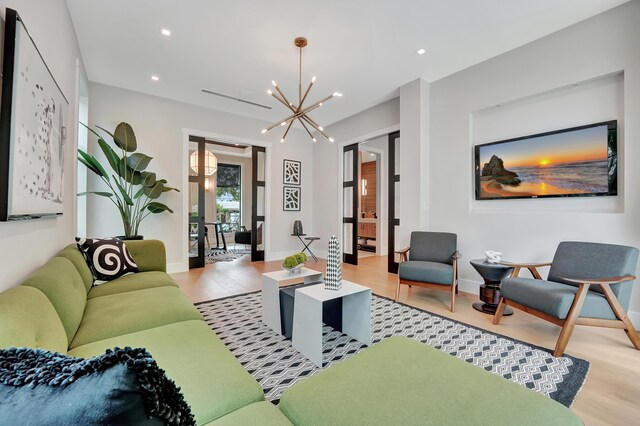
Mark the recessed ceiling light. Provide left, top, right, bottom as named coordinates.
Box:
left=161, top=28, right=171, bottom=36
left=416, top=48, right=426, bottom=55
left=151, top=75, right=159, bottom=81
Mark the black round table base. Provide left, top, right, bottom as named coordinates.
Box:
left=472, top=302, right=513, bottom=316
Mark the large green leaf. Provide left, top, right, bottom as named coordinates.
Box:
left=133, top=186, right=146, bottom=199
left=117, top=157, right=143, bottom=185
left=78, top=154, right=100, bottom=176
left=77, top=191, right=113, bottom=197
left=96, top=124, right=136, bottom=153
left=114, top=122, right=137, bottom=152
left=162, top=186, right=179, bottom=192
left=147, top=202, right=174, bottom=214
left=127, top=153, right=152, bottom=172
left=97, top=138, right=120, bottom=173
left=144, top=182, right=165, bottom=199
left=113, top=176, right=134, bottom=206
left=141, top=171, right=156, bottom=188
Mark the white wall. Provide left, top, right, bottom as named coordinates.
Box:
left=87, top=82, right=314, bottom=270
left=428, top=2, right=640, bottom=323
left=399, top=79, right=430, bottom=249
left=0, top=1, right=87, bottom=291
left=312, top=98, right=399, bottom=254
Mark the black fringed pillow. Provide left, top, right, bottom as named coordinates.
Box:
left=0, top=347, right=194, bottom=425
left=76, top=237, right=139, bottom=282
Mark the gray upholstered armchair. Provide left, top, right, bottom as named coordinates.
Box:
left=493, top=241, right=640, bottom=357
left=395, top=232, right=461, bottom=312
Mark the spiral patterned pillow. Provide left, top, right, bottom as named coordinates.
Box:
left=76, top=238, right=139, bottom=283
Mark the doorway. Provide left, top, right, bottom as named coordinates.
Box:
left=187, top=135, right=266, bottom=269
left=341, top=131, right=398, bottom=268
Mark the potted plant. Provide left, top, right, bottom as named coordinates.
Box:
left=77, top=122, right=178, bottom=240
left=282, top=252, right=308, bottom=275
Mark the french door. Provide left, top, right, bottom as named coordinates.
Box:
left=251, top=146, right=266, bottom=261
left=342, top=143, right=358, bottom=265
left=188, top=137, right=206, bottom=269
left=388, top=131, right=400, bottom=273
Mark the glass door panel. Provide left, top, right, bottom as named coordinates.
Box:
left=251, top=146, right=266, bottom=261
left=188, top=138, right=205, bottom=269
left=342, top=143, right=358, bottom=265
left=388, top=131, right=400, bottom=273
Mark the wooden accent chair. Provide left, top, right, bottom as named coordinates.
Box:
left=395, top=232, right=461, bottom=312
left=493, top=241, right=640, bottom=357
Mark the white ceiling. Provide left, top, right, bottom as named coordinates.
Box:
left=66, top=0, right=629, bottom=127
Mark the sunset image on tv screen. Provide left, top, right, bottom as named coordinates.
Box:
left=477, top=124, right=613, bottom=199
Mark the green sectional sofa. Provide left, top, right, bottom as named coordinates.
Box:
left=0, top=240, right=582, bottom=425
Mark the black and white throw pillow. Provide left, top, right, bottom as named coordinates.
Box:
left=76, top=237, right=139, bottom=283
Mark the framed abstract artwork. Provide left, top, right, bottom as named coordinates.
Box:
left=283, top=159, right=301, bottom=185
left=0, top=8, right=69, bottom=221
left=283, top=186, right=301, bottom=211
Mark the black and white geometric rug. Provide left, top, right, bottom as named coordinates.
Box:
left=196, top=292, right=589, bottom=407
left=203, top=248, right=250, bottom=263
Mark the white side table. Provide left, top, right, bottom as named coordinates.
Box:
left=262, top=268, right=323, bottom=334
left=292, top=281, right=372, bottom=367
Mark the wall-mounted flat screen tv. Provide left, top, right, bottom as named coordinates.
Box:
left=474, top=121, right=617, bottom=200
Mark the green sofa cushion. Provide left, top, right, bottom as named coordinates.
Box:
left=87, top=271, right=178, bottom=299
left=124, top=239, right=167, bottom=272
left=278, top=337, right=581, bottom=426
left=69, top=320, right=264, bottom=425
left=21, top=257, right=87, bottom=345
left=0, top=286, right=67, bottom=354
left=70, top=286, right=202, bottom=349
left=56, top=245, right=94, bottom=292
left=206, top=402, right=292, bottom=426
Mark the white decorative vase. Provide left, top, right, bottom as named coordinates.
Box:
left=324, top=235, right=342, bottom=291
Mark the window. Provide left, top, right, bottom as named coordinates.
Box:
left=216, top=163, right=241, bottom=233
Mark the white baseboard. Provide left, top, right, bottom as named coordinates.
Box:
left=457, top=278, right=482, bottom=295
left=266, top=250, right=327, bottom=262
left=167, top=261, right=188, bottom=274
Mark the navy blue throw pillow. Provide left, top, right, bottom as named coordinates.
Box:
left=0, top=346, right=194, bottom=425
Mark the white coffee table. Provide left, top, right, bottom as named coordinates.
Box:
left=261, top=268, right=323, bottom=334
left=292, top=280, right=372, bottom=367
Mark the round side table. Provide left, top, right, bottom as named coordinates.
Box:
left=469, top=259, right=514, bottom=316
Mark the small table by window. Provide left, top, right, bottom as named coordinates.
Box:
left=291, top=234, right=320, bottom=262
left=470, top=259, right=514, bottom=316
left=205, top=222, right=227, bottom=251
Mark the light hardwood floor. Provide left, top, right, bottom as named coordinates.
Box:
left=172, top=254, right=640, bottom=425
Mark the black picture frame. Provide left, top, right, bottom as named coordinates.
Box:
left=0, top=8, right=70, bottom=221
left=283, top=159, right=301, bottom=185
left=283, top=186, right=301, bottom=211
left=474, top=120, right=617, bottom=201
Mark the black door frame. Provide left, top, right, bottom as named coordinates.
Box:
left=343, top=143, right=359, bottom=265
left=251, top=146, right=266, bottom=261
left=388, top=131, right=400, bottom=274
left=188, top=136, right=206, bottom=269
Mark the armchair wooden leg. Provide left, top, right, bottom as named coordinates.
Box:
left=554, top=283, right=590, bottom=357
left=600, top=284, right=640, bottom=350
left=395, top=279, right=401, bottom=302
left=450, top=284, right=456, bottom=313
left=493, top=297, right=507, bottom=325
